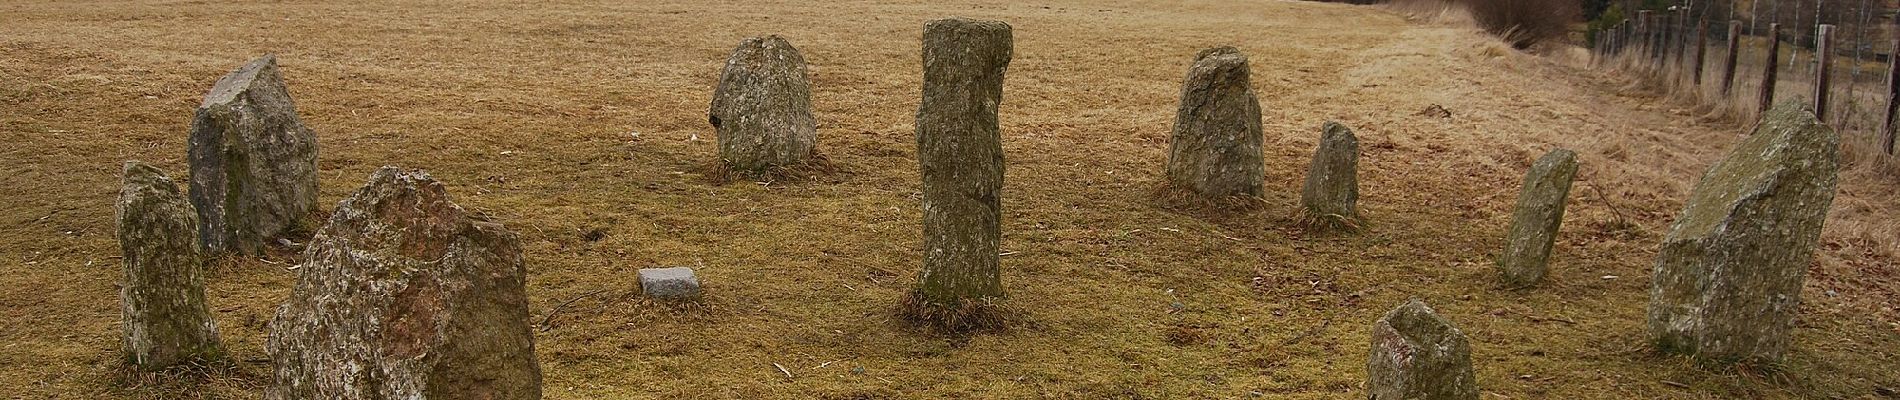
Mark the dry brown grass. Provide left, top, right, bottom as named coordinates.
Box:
left=1, top=0, right=1896, bottom=399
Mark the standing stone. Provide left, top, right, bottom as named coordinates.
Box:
left=1647, top=102, right=1840, bottom=364
left=1166, top=47, right=1264, bottom=199
left=267, top=167, right=540, bottom=400
left=708, top=35, right=817, bottom=171
left=1300, top=121, right=1360, bottom=226
left=1367, top=300, right=1479, bottom=400
left=1496, top=148, right=1579, bottom=287
left=117, top=161, right=222, bottom=370
left=910, top=17, right=1012, bottom=314
left=189, top=55, right=319, bottom=255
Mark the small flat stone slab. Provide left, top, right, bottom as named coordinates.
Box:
left=640, top=267, right=701, bottom=299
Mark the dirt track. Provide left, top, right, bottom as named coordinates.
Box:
left=1, top=0, right=1895, bottom=398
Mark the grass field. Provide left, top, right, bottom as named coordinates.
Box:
left=2, top=0, right=1897, bottom=398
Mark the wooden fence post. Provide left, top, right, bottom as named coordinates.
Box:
left=1634, top=12, right=1647, bottom=69
left=1608, top=22, right=1620, bottom=60
left=1626, top=20, right=1635, bottom=54
left=1814, top=24, right=1834, bottom=120
left=1679, top=7, right=1694, bottom=76
left=1594, top=28, right=1608, bottom=67
left=1626, top=13, right=1636, bottom=54
left=1693, top=17, right=1708, bottom=85
left=1760, top=23, right=1782, bottom=115
left=1884, top=21, right=1900, bottom=154
left=1660, top=10, right=1674, bottom=74
left=1653, top=12, right=1668, bottom=73
left=1660, top=11, right=1676, bottom=74
left=1723, top=20, right=1741, bottom=96
left=1626, top=20, right=1636, bottom=55
left=1639, top=11, right=1654, bottom=71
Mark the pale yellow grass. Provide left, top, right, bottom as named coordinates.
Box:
left=0, top=0, right=1895, bottom=399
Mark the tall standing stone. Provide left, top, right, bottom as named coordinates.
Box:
left=909, top=17, right=1012, bottom=320
left=708, top=35, right=817, bottom=171
left=1166, top=47, right=1264, bottom=199
left=117, top=161, right=222, bottom=370
left=267, top=167, right=540, bottom=400
left=189, top=55, right=319, bottom=255
left=1496, top=148, right=1578, bottom=287
left=1300, top=121, right=1359, bottom=225
left=1367, top=300, right=1478, bottom=400
left=1647, top=102, right=1840, bottom=364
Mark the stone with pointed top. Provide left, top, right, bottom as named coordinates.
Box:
left=118, top=161, right=222, bottom=370
left=1166, top=46, right=1264, bottom=199
left=1497, top=148, right=1578, bottom=287
left=1647, top=102, right=1839, bottom=364
left=267, top=167, right=540, bottom=400
left=188, top=55, right=319, bottom=255
left=1301, top=121, right=1360, bottom=226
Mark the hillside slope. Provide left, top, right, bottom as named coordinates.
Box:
left=1, top=0, right=1895, bottom=398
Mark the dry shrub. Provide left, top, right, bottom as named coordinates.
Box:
left=1383, top=0, right=1475, bottom=24
left=1459, top=0, right=1581, bottom=49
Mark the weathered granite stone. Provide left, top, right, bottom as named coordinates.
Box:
left=117, top=161, right=222, bottom=370
left=188, top=55, right=319, bottom=255
left=913, top=17, right=1011, bottom=306
left=267, top=167, right=540, bottom=400
left=709, top=35, right=817, bottom=171
left=1497, top=148, right=1578, bottom=287
left=638, top=267, right=701, bottom=299
left=1367, top=300, right=1478, bottom=400
left=1301, top=121, right=1360, bottom=224
left=1647, top=102, right=1839, bottom=364
left=1166, top=47, right=1264, bottom=199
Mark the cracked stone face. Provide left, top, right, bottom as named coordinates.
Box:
left=1166, top=46, right=1264, bottom=199
left=913, top=17, right=1013, bottom=306
left=1497, top=148, right=1578, bottom=287
left=709, top=35, right=817, bottom=172
left=118, top=161, right=222, bottom=370
left=1367, top=300, right=1478, bottom=400
left=187, top=55, right=319, bottom=255
left=267, top=167, right=541, bottom=400
left=1301, top=121, right=1360, bottom=222
left=1647, top=102, right=1839, bottom=364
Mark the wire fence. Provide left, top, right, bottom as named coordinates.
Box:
left=1590, top=0, right=1900, bottom=156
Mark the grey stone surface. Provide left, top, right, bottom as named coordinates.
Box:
left=1647, top=102, right=1840, bottom=364
left=1367, top=300, right=1478, bottom=400
left=709, top=35, right=817, bottom=171
left=267, top=167, right=540, bottom=400
left=1300, top=121, right=1359, bottom=224
left=1497, top=148, right=1578, bottom=287
left=913, top=17, right=1012, bottom=305
left=117, top=161, right=221, bottom=370
left=1166, top=46, right=1264, bottom=199
left=188, top=55, right=319, bottom=255
left=638, top=267, right=701, bottom=299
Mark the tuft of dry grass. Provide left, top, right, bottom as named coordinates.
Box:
left=703, top=150, right=844, bottom=186
left=0, top=0, right=1895, bottom=399
left=896, top=291, right=1016, bottom=335
left=1296, top=212, right=1362, bottom=234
